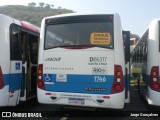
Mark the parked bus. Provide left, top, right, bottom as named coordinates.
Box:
left=131, top=19, right=160, bottom=106
left=37, top=13, right=130, bottom=109
left=0, top=14, right=39, bottom=106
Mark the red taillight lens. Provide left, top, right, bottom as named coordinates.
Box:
left=150, top=66, right=160, bottom=92
left=114, top=84, right=121, bottom=91
left=134, top=39, right=136, bottom=46
left=111, top=65, right=124, bottom=94
left=0, top=66, right=5, bottom=89
left=38, top=80, right=44, bottom=87
left=37, top=64, right=45, bottom=90
left=153, top=83, right=159, bottom=89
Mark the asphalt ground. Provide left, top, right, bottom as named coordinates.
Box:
left=1, top=86, right=160, bottom=120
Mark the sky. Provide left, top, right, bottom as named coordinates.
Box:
left=0, top=0, right=160, bottom=36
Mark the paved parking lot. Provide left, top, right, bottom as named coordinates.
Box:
left=1, top=86, right=160, bottom=120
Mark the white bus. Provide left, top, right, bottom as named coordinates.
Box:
left=0, top=14, right=39, bottom=106
left=131, top=19, right=160, bottom=106
left=38, top=13, right=130, bottom=109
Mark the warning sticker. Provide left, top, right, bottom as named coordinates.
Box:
left=90, top=32, right=111, bottom=45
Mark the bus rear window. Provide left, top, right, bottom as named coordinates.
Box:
left=44, top=22, right=113, bottom=49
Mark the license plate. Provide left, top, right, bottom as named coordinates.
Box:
left=68, top=98, right=84, bottom=105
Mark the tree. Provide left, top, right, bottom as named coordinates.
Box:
left=28, top=2, right=36, bottom=7
left=45, top=4, right=50, bottom=9
left=50, top=4, right=54, bottom=9
left=57, top=6, right=61, bottom=9
left=39, top=2, right=45, bottom=7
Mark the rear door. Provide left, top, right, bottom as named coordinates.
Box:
left=123, top=31, right=130, bottom=103
left=9, top=24, right=22, bottom=106
left=20, top=30, right=28, bottom=101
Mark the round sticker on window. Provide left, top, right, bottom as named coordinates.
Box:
left=90, top=32, right=111, bottom=45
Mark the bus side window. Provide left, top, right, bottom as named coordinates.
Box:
left=142, top=31, right=148, bottom=62
left=139, top=43, right=143, bottom=62
left=143, top=40, right=148, bottom=62
left=137, top=46, right=140, bottom=62
left=10, top=25, right=22, bottom=60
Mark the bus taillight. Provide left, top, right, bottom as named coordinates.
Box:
left=111, top=65, right=124, bottom=94
left=37, top=64, right=45, bottom=90
left=134, top=39, right=137, bottom=46
left=150, top=66, right=160, bottom=92
left=0, top=66, right=5, bottom=89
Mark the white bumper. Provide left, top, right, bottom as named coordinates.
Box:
left=37, top=88, right=125, bottom=109
left=148, top=87, right=160, bottom=106
left=0, top=86, right=9, bottom=106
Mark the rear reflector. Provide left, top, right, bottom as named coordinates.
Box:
left=46, top=93, right=51, bottom=95
left=103, top=96, right=110, bottom=99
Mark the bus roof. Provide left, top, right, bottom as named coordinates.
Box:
left=43, top=12, right=119, bottom=19
left=131, top=19, right=159, bottom=56
left=0, top=14, right=39, bottom=33
left=20, top=21, right=40, bottom=33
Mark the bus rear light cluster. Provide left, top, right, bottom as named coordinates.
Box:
left=111, top=65, right=124, bottom=94
left=37, top=64, right=45, bottom=90
left=150, top=66, right=160, bottom=92
left=0, top=66, right=4, bottom=89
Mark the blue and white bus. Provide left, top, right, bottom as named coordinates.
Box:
left=37, top=13, right=130, bottom=109
left=0, top=14, right=39, bottom=106
left=131, top=19, right=160, bottom=106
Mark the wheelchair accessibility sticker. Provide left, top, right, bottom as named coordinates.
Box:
left=44, top=74, right=54, bottom=84
left=15, top=62, right=20, bottom=70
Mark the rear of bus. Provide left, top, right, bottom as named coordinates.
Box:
left=146, top=20, right=160, bottom=106
left=0, top=14, right=11, bottom=106
left=38, top=13, right=126, bottom=109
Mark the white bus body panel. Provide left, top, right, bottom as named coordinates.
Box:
left=148, top=87, right=160, bottom=106
left=147, top=20, right=159, bottom=70
left=0, top=86, right=9, bottom=106
left=0, top=14, right=14, bottom=106
left=43, top=48, right=114, bottom=75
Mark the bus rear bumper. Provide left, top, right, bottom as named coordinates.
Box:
left=148, top=87, right=160, bottom=106
left=37, top=88, right=125, bottom=109
left=0, top=86, right=9, bottom=106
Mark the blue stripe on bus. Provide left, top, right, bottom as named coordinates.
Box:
left=43, top=74, right=115, bottom=94
left=3, top=73, right=22, bottom=91
left=3, top=74, right=10, bottom=85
